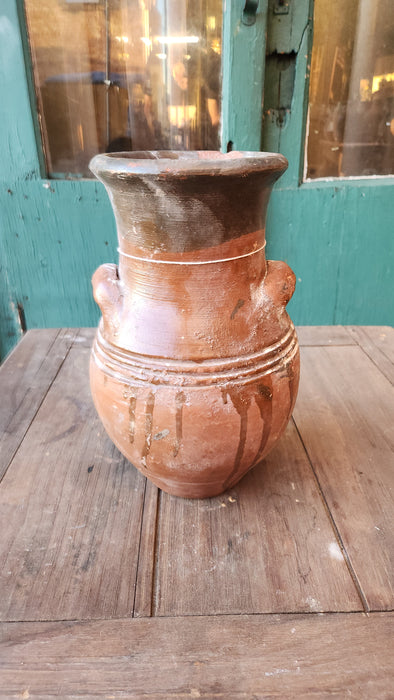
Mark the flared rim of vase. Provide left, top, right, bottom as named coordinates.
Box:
left=89, top=150, right=288, bottom=179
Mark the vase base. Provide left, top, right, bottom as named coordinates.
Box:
left=139, top=472, right=237, bottom=499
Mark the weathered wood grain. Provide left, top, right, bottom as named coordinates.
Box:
left=152, top=420, right=361, bottom=616
left=0, top=345, right=146, bottom=622
left=0, top=328, right=79, bottom=480
left=296, top=325, right=355, bottom=346
left=348, top=326, right=394, bottom=384
left=0, top=613, right=392, bottom=699
left=293, top=345, right=394, bottom=610
left=363, top=326, right=394, bottom=363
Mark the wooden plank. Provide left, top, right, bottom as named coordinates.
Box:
left=0, top=612, right=392, bottom=698
left=0, top=345, right=148, bottom=622
left=153, top=420, right=361, bottom=617
left=348, top=326, right=394, bottom=384
left=0, top=329, right=58, bottom=429
left=363, top=326, right=394, bottom=363
left=0, top=328, right=78, bottom=480
left=293, top=345, right=394, bottom=610
left=296, top=325, right=354, bottom=346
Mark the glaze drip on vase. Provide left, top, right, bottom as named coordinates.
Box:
left=89, top=151, right=300, bottom=498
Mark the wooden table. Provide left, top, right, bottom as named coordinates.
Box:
left=0, top=326, right=393, bottom=698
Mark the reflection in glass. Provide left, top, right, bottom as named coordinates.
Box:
left=306, top=0, right=394, bottom=178
left=24, top=0, right=222, bottom=177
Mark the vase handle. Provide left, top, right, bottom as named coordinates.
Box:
left=264, top=260, right=296, bottom=308
left=92, top=263, right=123, bottom=335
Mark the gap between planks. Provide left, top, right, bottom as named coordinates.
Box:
left=293, top=343, right=394, bottom=611
left=291, top=417, right=370, bottom=613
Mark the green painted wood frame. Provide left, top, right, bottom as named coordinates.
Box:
left=0, top=0, right=393, bottom=359
left=221, top=0, right=268, bottom=151
left=261, top=0, right=394, bottom=328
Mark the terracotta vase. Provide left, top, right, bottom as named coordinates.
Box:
left=89, top=151, right=299, bottom=498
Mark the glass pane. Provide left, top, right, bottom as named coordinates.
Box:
left=24, top=0, right=222, bottom=177
left=306, top=0, right=394, bottom=178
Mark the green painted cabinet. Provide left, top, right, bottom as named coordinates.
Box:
left=0, top=0, right=393, bottom=360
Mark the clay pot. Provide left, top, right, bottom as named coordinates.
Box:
left=89, top=151, right=299, bottom=498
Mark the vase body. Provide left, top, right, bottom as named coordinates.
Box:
left=89, top=151, right=299, bottom=498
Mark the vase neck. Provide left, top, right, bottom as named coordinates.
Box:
left=118, top=240, right=267, bottom=306
left=107, top=169, right=275, bottom=257
left=118, top=228, right=265, bottom=265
